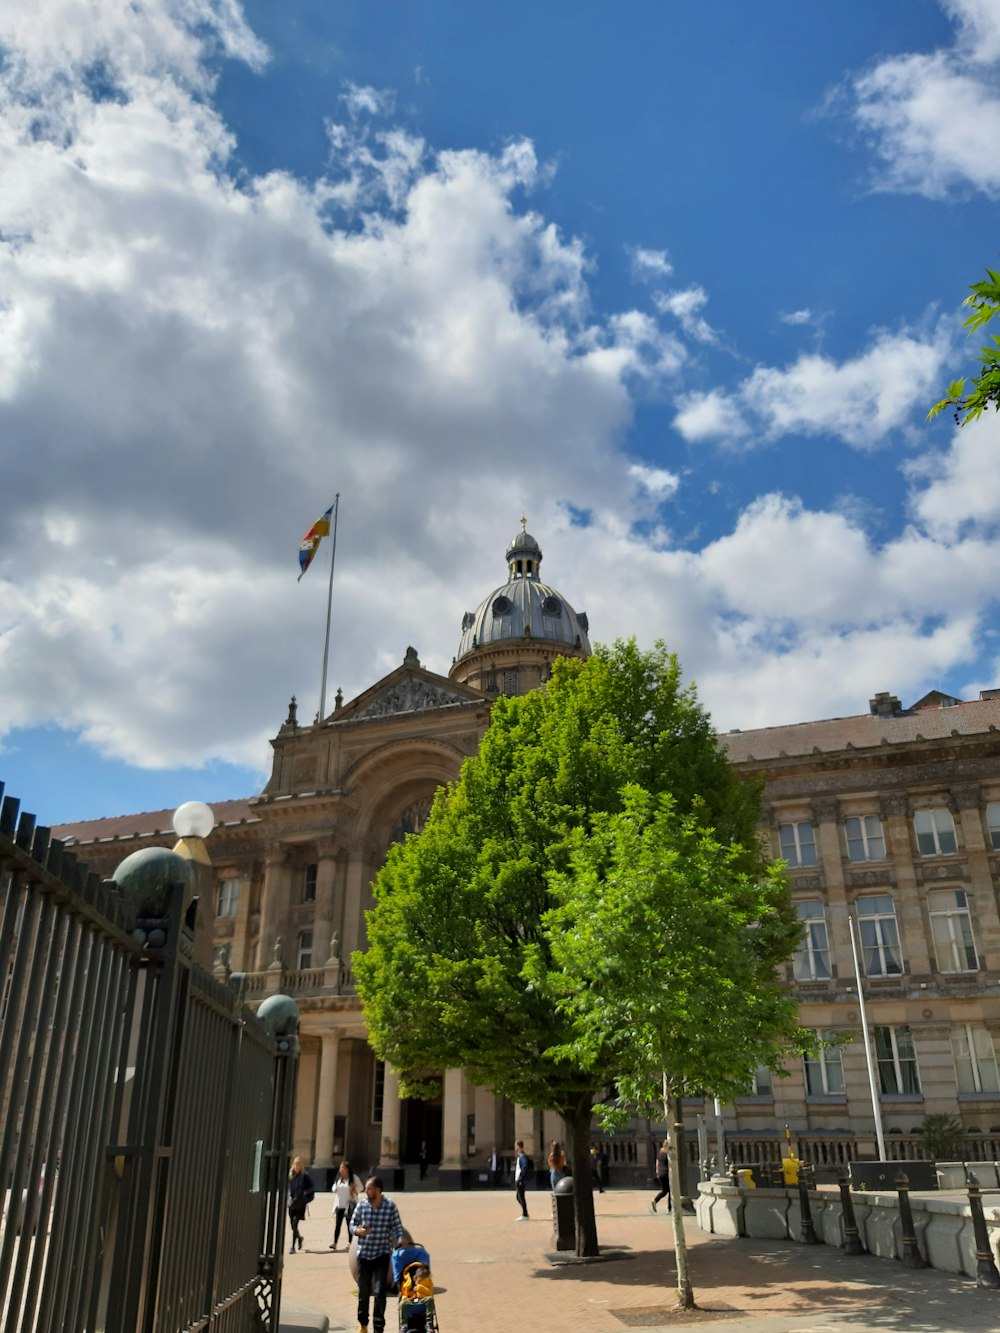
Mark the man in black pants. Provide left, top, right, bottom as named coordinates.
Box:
left=351, top=1176, right=403, bottom=1333
left=513, top=1139, right=530, bottom=1220
left=651, top=1138, right=671, bottom=1212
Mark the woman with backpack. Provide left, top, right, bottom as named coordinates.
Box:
left=287, top=1156, right=316, bottom=1253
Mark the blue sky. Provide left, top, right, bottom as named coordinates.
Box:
left=1, top=0, right=999, bottom=824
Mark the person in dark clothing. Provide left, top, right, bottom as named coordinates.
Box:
left=418, top=1141, right=429, bottom=1181
left=287, top=1156, right=316, bottom=1252
left=590, top=1144, right=605, bottom=1194
left=651, top=1138, right=671, bottom=1213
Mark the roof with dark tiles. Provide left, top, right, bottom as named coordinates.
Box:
left=721, top=695, right=1000, bottom=764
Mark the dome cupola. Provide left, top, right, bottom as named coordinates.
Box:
left=450, top=518, right=590, bottom=696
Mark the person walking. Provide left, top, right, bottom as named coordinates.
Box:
left=513, top=1139, right=530, bottom=1220
left=547, top=1140, right=566, bottom=1189
left=651, top=1137, right=671, bottom=1213
left=351, top=1175, right=403, bottom=1333
left=330, top=1159, right=363, bottom=1250
left=287, top=1156, right=315, bottom=1253
left=590, top=1144, right=605, bottom=1194
left=418, top=1141, right=429, bottom=1181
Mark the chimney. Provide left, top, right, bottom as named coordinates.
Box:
left=869, top=691, right=902, bottom=718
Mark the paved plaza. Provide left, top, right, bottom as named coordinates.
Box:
left=279, top=1187, right=998, bottom=1333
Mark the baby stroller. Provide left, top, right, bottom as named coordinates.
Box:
left=392, top=1241, right=438, bottom=1333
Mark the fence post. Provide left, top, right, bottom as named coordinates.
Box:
left=256, top=992, right=301, bottom=1327
left=837, top=1169, right=865, bottom=1255
left=798, top=1163, right=819, bottom=1245
left=966, top=1171, right=1000, bottom=1289
left=895, top=1172, right=926, bottom=1270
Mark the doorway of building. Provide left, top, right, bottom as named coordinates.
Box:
left=402, top=1096, right=442, bottom=1165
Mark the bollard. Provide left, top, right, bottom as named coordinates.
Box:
left=895, top=1172, right=926, bottom=1270
left=797, top=1163, right=819, bottom=1245
left=966, top=1171, right=1000, bottom=1289
left=837, top=1169, right=865, bottom=1255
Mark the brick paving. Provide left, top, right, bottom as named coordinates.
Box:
left=280, top=1187, right=1000, bottom=1333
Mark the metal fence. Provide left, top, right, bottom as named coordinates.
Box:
left=0, top=782, right=298, bottom=1332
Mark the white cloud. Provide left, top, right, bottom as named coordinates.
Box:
left=2, top=0, right=1000, bottom=790
left=906, top=411, right=1000, bottom=539
left=847, top=0, right=1000, bottom=198
left=672, top=389, right=751, bottom=444
left=653, top=286, right=717, bottom=345
left=628, top=463, right=680, bottom=499
left=779, top=308, right=813, bottom=326
left=673, top=323, right=951, bottom=450
left=628, top=246, right=673, bottom=281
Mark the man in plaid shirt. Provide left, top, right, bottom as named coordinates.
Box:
left=350, top=1176, right=404, bottom=1333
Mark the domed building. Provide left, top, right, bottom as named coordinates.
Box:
left=450, top=519, right=590, bottom=696
left=54, top=521, right=593, bottom=1188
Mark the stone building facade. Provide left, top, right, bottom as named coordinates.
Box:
left=53, top=526, right=1000, bottom=1179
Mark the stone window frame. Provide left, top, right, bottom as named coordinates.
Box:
left=927, top=888, right=979, bottom=973
left=792, top=900, right=832, bottom=981
left=844, top=814, right=886, bottom=863
left=803, top=1030, right=845, bottom=1096
left=913, top=806, right=959, bottom=857
left=874, top=1024, right=921, bottom=1096
left=778, top=821, right=817, bottom=867
left=296, top=929, right=313, bottom=970
left=856, top=893, right=904, bottom=976
left=952, top=1023, right=1000, bottom=1094
left=216, top=878, right=240, bottom=919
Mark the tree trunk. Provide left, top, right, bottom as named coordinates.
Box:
left=562, top=1093, right=599, bottom=1257
left=663, top=1076, right=695, bottom=1309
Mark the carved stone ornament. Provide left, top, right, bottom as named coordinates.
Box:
left=880, top=791, right=911, bottom=819
left=846, top=869, right=896, bottom=888
left=950, top=783, right=982, bottom=811
left=810, top=797, right=840, bottom=824
left=356, top=676, right=470, bottom=719
left=327, top=932, right=341, bottom=964
left=790, top=874, right=823, bottom=891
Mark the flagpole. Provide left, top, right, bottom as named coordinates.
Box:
left=318, top=493, right=340, bottom=722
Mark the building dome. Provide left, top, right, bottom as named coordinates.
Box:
left=451, top=519, right=590, bottom=694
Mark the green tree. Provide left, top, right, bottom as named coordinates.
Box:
left=355, top=640, right=778, bottom=1258
left=544, top=787, right=807, bottom=1308
left=929, top=267, right=1000, bottom=426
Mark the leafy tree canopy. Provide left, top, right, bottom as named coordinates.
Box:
left=354, top=640, right=798, bottom=1257
left=929, top=267, right=1000, bottom=426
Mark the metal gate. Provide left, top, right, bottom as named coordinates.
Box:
left=0, top=783, right=298, bottom=1331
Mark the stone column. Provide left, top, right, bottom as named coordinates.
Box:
left=513, top=1104, right=536, bottom=1157
left=953, top=783, right=1000, bottom=968
left=880, top=791, right=928, bottom=975
left=313, top=1029, right=342, bottom=1171
left=439, top=1068, right=470, bottom=1189
left=380, top=1065, right=402, bottom=1166
left=312, top=838, right=342, bottom=967
left=256, top=845, right=290, bottom=970
left=342, top=841, right=378, bottom=959
left=230, top=875, right=253, bottom=971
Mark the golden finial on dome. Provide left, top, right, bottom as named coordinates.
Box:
left=520, top=513, right=527, bottom=533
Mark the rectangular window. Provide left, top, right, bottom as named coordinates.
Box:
left=502, top=669, right=519, bottom=695
left=804, top=1032, right=845, bottom=1096
left=856, top=895, right=903, bottom=976
left=216, top=879, right=240, bottom=918
left=874, top=1025, right=921, bottom=1095
left=845, top=815, right=885, bottom=862
left=986, top=802, right=1000, bottom=851
left=914, top=807, right=958, bottom=856
left=752, top=1065, right=773, bottom=1096
left=953, top=1024, right=1000, bottom=1093
left=297, top=930, right=313, bottom=970
left=779, top=822, right=817, bottom=867
left=302, top=863, right=317, bottom=903
left=793, top=901, right=831, bottom=981
left=928, top=889, right=978, bottom=972
left=372, top=1058, right=385, bottom=1124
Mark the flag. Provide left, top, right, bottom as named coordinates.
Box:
left=298, top=502, right=335, bottom=580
